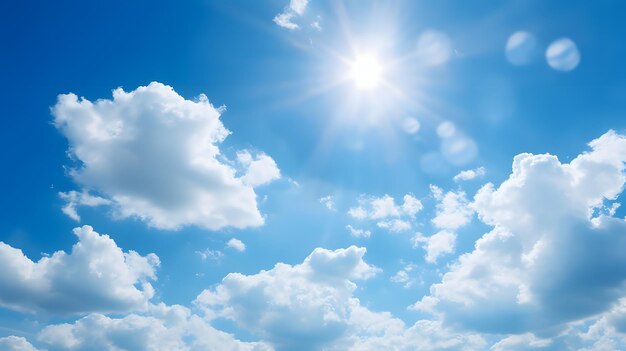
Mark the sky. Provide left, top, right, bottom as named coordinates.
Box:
left=1, top=0, right=626, bottom=350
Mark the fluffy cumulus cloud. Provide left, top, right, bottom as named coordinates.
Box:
left=412, top=230, right=456, bottom=264
left=195, top=246, right=381, bottom=350
left=348, top=194, right=422, bottom=233
left=416, top=131, right=626, bottom=335
left=37, top=303, right=272, bottom=351
left=0, top=336, right=40, bottom=351
left=195, top=245, right=489, bottom=351
left=237, top=151, right=281, bottom=187
left=412, top=186, right=473, bottom=263
left=429, top=185, right=473, bottom=230
left=226, top=238, right=246, bottom=252
left=53, top=82, right=280, bottom=231
left=0, top=225, right=158, bottom=314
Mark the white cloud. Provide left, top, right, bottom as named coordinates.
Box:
left=346, top=318, right=486, bottom=351
left=412, top=231, right=456, bottom=263
left=390, top=264, right=418, bottom=288
left=237, top=151, right=281, bottom=187
left=430, top=185, right=474, bottom=230
left=348, top=194, right=422, bottom=234
left=59, top=190, right=111, bottom=221
left=194, top=245, right=490, bottom=350
left=401, top=194, right=423, bottom=217
left=348, top=194, right=422, bottom=220
left=376, top=219, right=412, bottom=232
left=196, top=249, right=223, bottom=262
left=0, top=336, right=40, bottom=351
left=420, top=131, right=626, bottom=334
left=289, top=0, right=308, bottom=15
left=453, top=167, right=486, bottom=182
left=53, top=82, right=279, bottom=231
left=347, top=206, right=368, bottom=219
left=273, top=0, right=309, bottom=30
left=37, top=303, right=272, bottom=351
left=410, top=187, right=472, bottom=263
left=0, top=225, right=158, bottom=315
left=490, top=333, right=552, bottom=351
left=227, top=238, right=246, bottom=252
left=273, top=13, right=298, bottom=30
left=195, top=246, right=380, bottom=350
left=346, top=225, right=371, bottom=238
left=320, top=195, right=336, bottom=211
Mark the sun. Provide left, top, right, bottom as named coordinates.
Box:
left=350, top=54, right=383, bottom=90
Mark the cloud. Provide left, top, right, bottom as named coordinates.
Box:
left=348, top=194, right=422, bottom=234
left=319, top=195, right=336, bottom=211
left=348, top=194, right=422, bottom=220
left=410, top=186, right=472, bottom=263
left=390, top=264, right=419, bottom=288
left=195, top=246, right=380, bottom=350
left=419, top=131, right=626, bottom=334
left=412, top=231, right=456, bottom=264
left=226, top=238, right=246, bottom=252
left=273, top=0, right=309, bottom=30
left=490, top=333, right=552, bottom=351
left=430, top=185, right=473, bottom=230
left=53, top=82, right=280, bottom=231
left=196, top=249, right=223, bottom=262
left=453, top=167, right=486, bottom=182
left=0, top=336, right=40, bottom=351
left=346, top=225, right=371, bottom=238
left=376, top=219, right=412, bottom=232
left=37, top=303, right=272, bottom=351
left=59, top=190, right=111, bottom=221
left=0, top=225, right=158, bottom=315
left=351, top=321, right=486, bottom=351
left=194, top=245, right=490, bottom=350
left=237, top=151, right=281, bottom=187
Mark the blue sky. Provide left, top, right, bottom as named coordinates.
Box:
left=1, top=0, right=626, bottom=350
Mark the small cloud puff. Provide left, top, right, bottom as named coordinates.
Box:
left=227, top=238, right=246, bottom=252
left=453, top=167, right=486, bottom=182
left=274, top=0, right=309, bottom=30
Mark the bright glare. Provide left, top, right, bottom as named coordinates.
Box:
left=350, top=55, right=383, bottom=90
